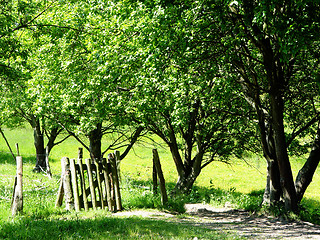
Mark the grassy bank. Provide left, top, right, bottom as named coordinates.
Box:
left=0, top=126, right=320, bottom=239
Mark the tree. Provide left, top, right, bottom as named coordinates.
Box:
left=121, top=0, right=320, bottom=208
left=24, top=0, right=145, bottom=161
left=95, top=2, right=257, bottom=193
left=0, top=0, right=71, bottom=171
left=210, top=0, right=320, bottom=211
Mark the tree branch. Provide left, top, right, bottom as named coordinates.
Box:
left=287, top=114, right=320, bottom=147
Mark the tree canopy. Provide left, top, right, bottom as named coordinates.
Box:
left=1, top=0, right=320, bottom=210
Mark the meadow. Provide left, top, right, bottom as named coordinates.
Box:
left=0, top=127, right=319, bottom=239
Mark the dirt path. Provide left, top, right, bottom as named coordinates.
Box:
left=113, top=203, right=320, bottom=239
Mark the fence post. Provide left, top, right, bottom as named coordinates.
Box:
left=95, top=160, right=105, bottom=209
left=86, top=158, right=97, bottom=210
left=78, top=148, right=83, bottom=160
left=115, top=150, right=121, bottom=183
left=70, top=158, right=80, bottom=211
left=153, top=160, right=158, bottom=195
left=102, top=158, right=114, bottom=211
left=78, top=149, right=89, bottom=211
left=109, top=153, right=122, bottom=211
left=62, top=157, right=74, bottom=211
left=55, top=157, right=65, bottom=208
left=152, top=149, right=168, bottom=205
left=45, top=146, right=52, bottom=178
left=11, top=156, right=23, bottom=216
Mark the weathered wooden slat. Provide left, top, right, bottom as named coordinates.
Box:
left=56, top=151, right=123, bottom=212
left=95, top=161, right=105, bottom=209
left=86, top=158, right=97, bottom=210
left=70, top=159, right=80, bottom=211
left=55, top=180, right=64, bottom=208
left=152, top=149, right=168, bottom=205
left=11, top=156, right=23, bottom=216
left=78, top=158, right=89, bottom=211
left=102, top=158, right=113, bottom=211
left=62, top=157, right=74, bottom=211
left=110, top=152, right=122, bottom=211
left=153, top=160, right=158, bottom=195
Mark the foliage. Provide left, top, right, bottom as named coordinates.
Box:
left=1, top=0, right=320, bottom=211
left=1, top=0, right=257, bottom=192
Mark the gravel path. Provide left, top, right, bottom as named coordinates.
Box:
left=113, top=203, right=320, bottom=239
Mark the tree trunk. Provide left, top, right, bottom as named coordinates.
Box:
left=250, top=93, right=282, bottom=206
left=33, top=118, right=46, bottom=172
left=46, top=127, right=61, bottom=155
left=174, top=152, right=204, bottom=194
left=295, top=127, right=320, bottom=203
left=174, top=172, right=199, bottom=195
left=263, top=158, right=282, bottom=205
left=261, top=124, right=282, bottom=205
left=270, top=90, right=298, bottom=211
left=88, top=122, right=102, bottom=161
left=120, top=126, right=143, bottom=160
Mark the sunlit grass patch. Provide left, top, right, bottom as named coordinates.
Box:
left=0, top=214, right=241, bottom=240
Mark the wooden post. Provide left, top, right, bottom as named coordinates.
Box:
left=55, top=180, right=64, bottom=208
left=153, top=160, right=158, bottom=195
left=109, top=153, right=122, bottom=211
left=62, top=157, right=74, bottom=211
left=15, top=143, right=20, bottom=157
left=152, top=149, right=168, bottom=205
left=78, top=148, right=83, bottom=160
left=86, top=158, right=97, bottom=210
left=115, top=150, right=121, bottom=183
left=95, top=160, right=105, bottom=209
left=55, top=157, right=65, bottom=208
left=78, top=157, right=89, bottom=211
left=102, top=158, right=113, bottom=211
left=45, top=146, right=52, bottom=178
left=11, top=156, right=23, bottom=216
left=70, top=159, right=80, bottom=211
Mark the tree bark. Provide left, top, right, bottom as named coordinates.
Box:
left=175, top=171, right=199, bottom=194
left=263, top=158, right=282, bottom=205
left=243, top=82, right=282, bottom=205
left=270, top=88, right=298, bottom=211
left=33, top=118, right=46, bottom=172
left=295, top=127, right=320, bottom=203
left=174, top=152, right=204, bottom=194
left=88, top=122, right=102, bottom=161
left=120, top=126, right=143, bottom=160
left=261, top=122, right=282, bottom=205
left=46, top=127, right=61, bottom=154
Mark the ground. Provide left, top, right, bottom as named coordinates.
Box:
left=113, top=203, right=320, bottom=239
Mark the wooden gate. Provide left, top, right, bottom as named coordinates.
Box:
left=56, top=149, right=122, bottom=212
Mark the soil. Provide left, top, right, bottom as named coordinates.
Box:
left=113, top=203, right=320, bottom=239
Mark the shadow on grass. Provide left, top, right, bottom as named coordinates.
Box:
left=122, top=177, right=264, bottom=214
left=0, top=216, right=231, bottom=240
left=0, top=151, right=37, bottom=165
left=0, top=151, right=60, bottom=165
left=122, top=177, right=320, bottom=225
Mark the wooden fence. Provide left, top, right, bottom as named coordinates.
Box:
left=56, top=149, right=122, bottom=212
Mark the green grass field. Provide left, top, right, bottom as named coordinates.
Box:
left=0, top=127, right=319, bottom=239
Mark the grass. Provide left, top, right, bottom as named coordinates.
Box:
left=0, top=126, right=320, bottom=239
left=0, top=212, right=241, bottom=240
